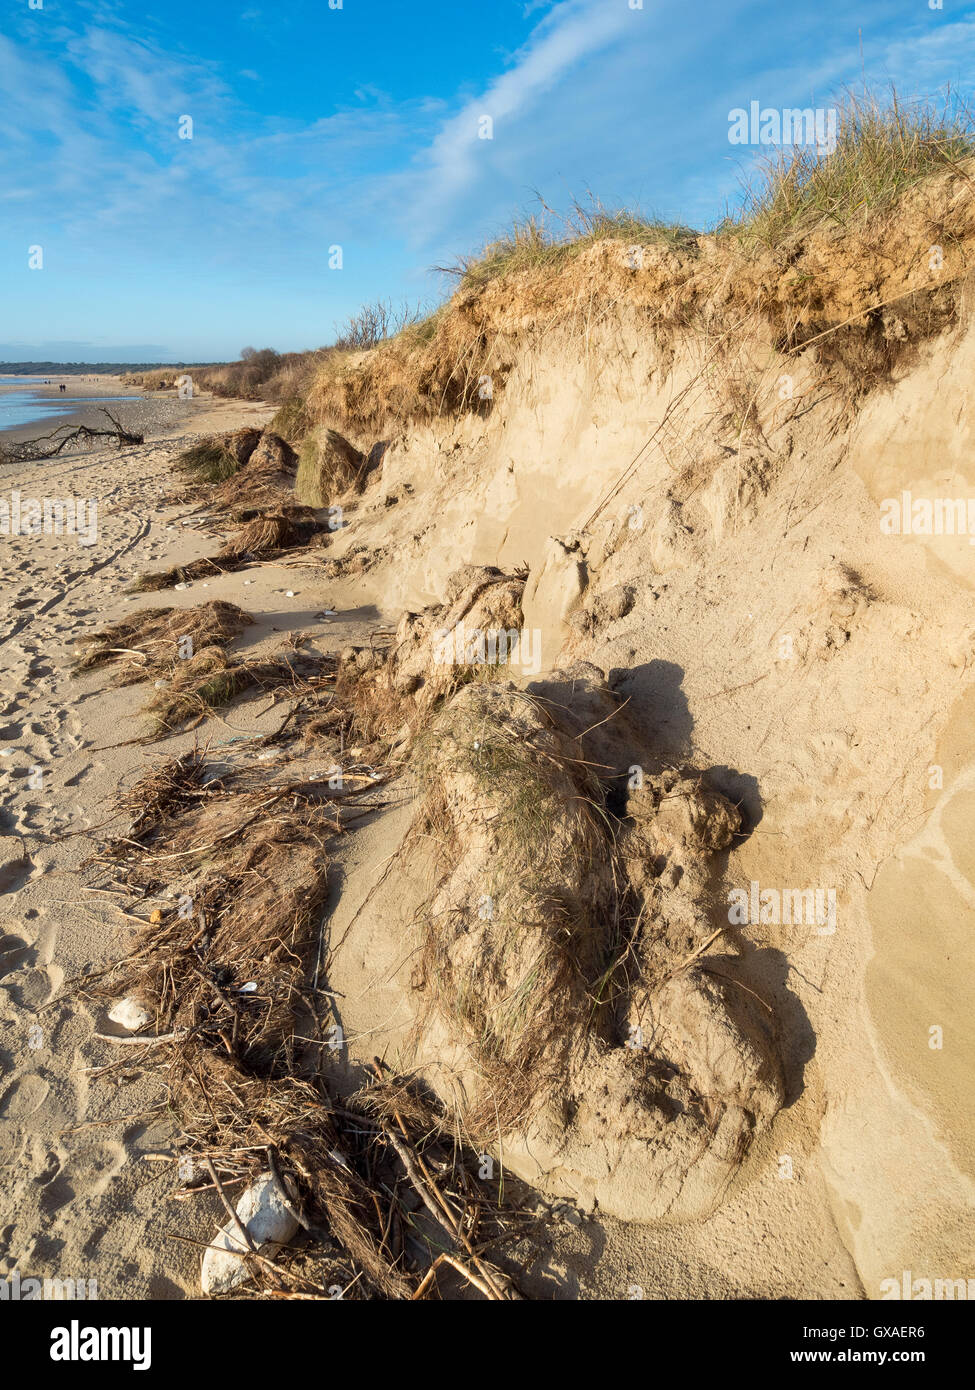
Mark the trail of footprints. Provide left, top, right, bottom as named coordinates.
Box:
left=0, top=439, right=195, bottom=1294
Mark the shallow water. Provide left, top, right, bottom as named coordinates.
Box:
left=0, top=381, right=140, bottom=432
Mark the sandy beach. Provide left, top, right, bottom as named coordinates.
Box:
left=0, top=396, right=355, bottom=1298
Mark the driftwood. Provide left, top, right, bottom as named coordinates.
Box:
left=0, top=409, right=143, bottom=462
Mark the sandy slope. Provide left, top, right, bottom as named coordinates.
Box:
left=0, top=397, right=857, bottom=1301
left=298, top=248, right=975, bottom=1298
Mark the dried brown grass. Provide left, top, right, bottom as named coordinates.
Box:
left=82, top=742, right=530, bottom=1298
left=75, top=601, right=253, bottom=683
left=405, top=684, right=622, bottom=1136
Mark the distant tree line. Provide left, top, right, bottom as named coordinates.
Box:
left=0, top=361, right=214, bottom=375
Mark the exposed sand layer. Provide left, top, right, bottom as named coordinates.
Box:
left=291, top=227, right=975, bottom=1297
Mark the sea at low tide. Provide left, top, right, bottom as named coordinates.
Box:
left=0, top=378, right=140, bottom=432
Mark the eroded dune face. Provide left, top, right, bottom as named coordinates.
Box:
left=318, top=293, right=975, bottom=1281
left=332, top=663, right=785, bottom=1223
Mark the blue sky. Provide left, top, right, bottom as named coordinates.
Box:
left=2, top=0, right=973, bottom=362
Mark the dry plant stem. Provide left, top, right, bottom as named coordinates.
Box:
left=93, top=1030, right=185, bottom=1046
left=204, top=1157, right=260, bottom=1260
left=370, top=1059, right=509, bottom=1301
left=384, top=1128, right=459, bottom=1248
left=663, top=925, right=729, bottom=982
left=411, top=1251, right=496, bottom=1301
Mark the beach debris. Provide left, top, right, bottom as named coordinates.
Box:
left=78, top=728, right=529, bottom=1299
left=0, top=408, right=143, bottom=462
left=107, top=996, right=150, bottom=1032
left=201, top=1172, right=300, bottom=1295
left=175, top=429, right=262, bottom=484
left=74, top=601, right=253, bottom=685
left=146, top=647, right=334, bottom=737
left=135, top=430, right=328, bottom=591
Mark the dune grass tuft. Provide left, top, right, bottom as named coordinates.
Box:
left=176, top=439, right=240, bottom=483
left=726, top=87, right=975, bottom=247
left=445, top=196, right=699, bottom=292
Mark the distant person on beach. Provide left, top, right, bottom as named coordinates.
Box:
left=59, top=383, right=66, bottom=392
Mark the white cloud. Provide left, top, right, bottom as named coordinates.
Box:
left=413, top=0, right=637, bottom=221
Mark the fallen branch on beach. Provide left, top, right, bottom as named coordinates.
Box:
left=0, top=408, right=144, bottom=462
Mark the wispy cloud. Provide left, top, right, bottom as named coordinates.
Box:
left=409, top=0, right=636, bottom=225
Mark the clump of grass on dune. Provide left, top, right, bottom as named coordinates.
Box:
left=406, top=683, right=619, bottom=1135
left=270, top=395, right=312, bottom=442
left=446, top=197, right=699, bottom=293
left=727, top=86, right=975, bottom=247
left=176, top=439, right=240, bottom=483
left=392, top=304, right=447, bottom=350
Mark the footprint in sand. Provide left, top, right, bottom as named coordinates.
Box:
left=62, top=1140, right=128, bottom=1199
left=0, top=842, right=34, bottom=894
left=2, top=960, right=63, bottom=1010
left=0, top=1072, right=50, bottom=1120
left=0, top=933, right=37, bottom=978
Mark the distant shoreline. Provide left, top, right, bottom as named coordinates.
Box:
left=0, top=375, right=216, bottom=452
left=0, top=375, right=140, bottom=444
left=0, top=362, right=213, bottom=375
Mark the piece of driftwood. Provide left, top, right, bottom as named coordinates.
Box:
left=0, top=408, right=143, bottom=462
